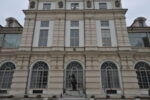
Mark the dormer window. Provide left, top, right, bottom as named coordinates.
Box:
left=71, top=3, right=79, bottom=10
left=8, top=21, right=13, bottom=27
left=99, top=3, right=107, bottom=9
left=43, top=3, right=51, bottom=10
left=139, top=21, right=144, bottom=27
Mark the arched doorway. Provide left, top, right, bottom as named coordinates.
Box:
left=65, top=61, right=84, bottom=90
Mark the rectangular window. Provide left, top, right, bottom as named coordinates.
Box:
left=43, top=3, right=51, bottom=10
left=70, top=29, right=79, bottom=47
left=71, top=21, right=79, bottom=27
left=40, top=21, right=49, bottom=27
left=99, top=3, right=107, bottom=9
left=101, top=29, right=111, bottom=46
left=71, top=3, right=79, bottom=10
left=101, top=21, right=109, bottom=27
left=129, top=33, right=150, bottom=47
left=38, top=30, right=48, bottom=47
left=2, top=34, right=21, bottom=48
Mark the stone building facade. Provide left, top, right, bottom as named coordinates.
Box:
left=0, top=0, right=150, bottom=100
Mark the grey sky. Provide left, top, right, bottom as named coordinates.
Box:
left=0, top=0, right=150, bottom=26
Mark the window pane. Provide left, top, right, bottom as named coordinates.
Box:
left=3, top=34, right=21, bottom=48
left=41, top=21, right=49, bottom=27
left=71, top=21, right=79, bottom=27
left=135, top=62, right=150, bottom=89
left=0, top=34, right=4, bottom=47
left=101, top=21, right=109, bottom=27
left=99, top=3, right=107, bottom=9
left=43, top=3, right=51, bottom=10
left=30, top=61, right=48, bottom=89
left=71, top=3, right=79, bottom=10
left=101, top=29, right=111, bottom=46
left=101, top=62, right=120, bottom=89
left=0, top=62, right=15, bottom=89
left=70, top=29, right=79, bottom=47
left=66, top=61, right=83, bottom=89
left=38, top=30, right=48, bottom=47
left=129, top=33, right=150, bottom=47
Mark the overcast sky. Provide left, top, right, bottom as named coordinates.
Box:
left=0, top=0, right=150, bottom=26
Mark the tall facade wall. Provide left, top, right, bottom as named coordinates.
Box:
left=0, top=0, right=150, bottom=99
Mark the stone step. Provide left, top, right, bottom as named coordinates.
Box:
left=59, top=98, right=89, bottom=100
left=64, top=90, right=84, bottom=97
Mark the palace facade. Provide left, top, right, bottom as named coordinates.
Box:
left=0, top=0, right=150, bottom=100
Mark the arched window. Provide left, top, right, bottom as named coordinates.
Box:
left=135, top=62, right=150, bottom=88
left=101, top=61, right=120, bottom=89
left=66, top=61, right=83, bottom=90
left=30, top=1, right=35, bottom=9
left=0, top=62, right=15, bottom=89
left=30, top=61, right=49, bottom=89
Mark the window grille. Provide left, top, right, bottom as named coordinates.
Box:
left=0, top=62, right=15, bottom=89
left=101, top=21, right=109, bottom=27
left=99, top=3, right=107, bottom=9
left=135, top=62, right=150, bottom=88
left=101, top=61, right=120, bottom=89
left=101, top=29, right=112, bottom=46
left=43, top=3, right=51, bottom=10
left=40, top=21, right=49, bottom=27
left=30, top=61, right=49, bottom=89
left=66, top=61, right=83, bottom=90
left=70, top=29, right=79, bottom=47
left=38, top=29, right=48, bottom=47
left=71, top=21, right=79, bottom=27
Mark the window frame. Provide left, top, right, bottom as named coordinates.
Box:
left=71, top=3, right=79, bottom=10
left=70, top=21, right=79, bottom=27
left=0, top=62, right=15, bottom=90
left=128, top=33, right=150, bottom=48
left=101, top=61, right=120, bottom=90
left=40, top=21, right=49, bottom=27
left=99, top=3, right=107, bottom=9
left=70, top=29, right=79, bottom=47
left=0, top=33, right=21, bottom=48
left=38, top=29, right=49, bottom=47
left=43, top=3, right=51, bottom=10
left=29, top=61, right=49, bottom=89
left=135, top=61, right=150, bottom=89
left=101, top=29, right=112, bottom=47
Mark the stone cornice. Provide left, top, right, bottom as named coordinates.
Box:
left=23, top=9, right=128, bottom=15
left=127, top=27, right=150, bottom=33
left=0, top=27, right=23, bottom=34
left=0, top=47, right=149, bottom=56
